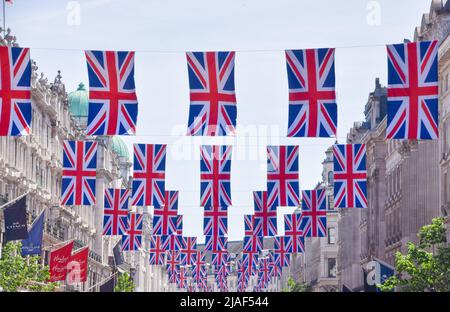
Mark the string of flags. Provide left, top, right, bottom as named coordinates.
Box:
left=0, top=37, right=439, bottom=292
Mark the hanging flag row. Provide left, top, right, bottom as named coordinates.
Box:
left=0, top=40, right=439, bottom=140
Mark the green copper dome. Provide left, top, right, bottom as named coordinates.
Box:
left=111, top=137, right=130, bottom=159
left=68, top=82, right=88, bottom=118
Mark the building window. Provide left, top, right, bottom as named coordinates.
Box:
left=327, top=258, right=337, bottom=278
left=328, top=171, right=334, bottom=185
left=327, top=195, right=334, bottom=211
left=328, top=227, right=336, bottom=245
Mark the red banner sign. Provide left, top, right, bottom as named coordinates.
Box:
left=49, top=241, right=74, bottom=282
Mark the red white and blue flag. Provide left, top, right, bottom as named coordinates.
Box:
left=132, top=144, right=166, bottom=207
left=236, top=258, right=249, bottom=291
left=200, top=145, right=232, bottom=207
left=386, top=41, right=439, bottom=140
left=258, top=257, right=271, bottom=289
left=162, top=234, right=185, bottom=251
left=244, top=214, right=255, bottom=236
left=166, top=250, right=180, bottom=284
left=153, top=190, right=178, bottom=235
left=268, top=251, right=282, bottom=278
left=121, top=213, right=143, bottom=251
left=85, top=50, right=138, bottom=135
left=273, top=236, right=291, bottom=267
left=177, top=266, right=188, bottom=289
left=0, top=46, right=32, bottom=136
left=267, top=145, right=300, bottom=207
left=181, top=236, right=197, bottom=266
left=103, top=188, right=130, bottom=235
left=61, top=141, right=97, bottom=206
left=333, top=144, right=367, bottom=208
left=205, top=235, right=228, bottom=266
left=149, top=235, right=166, bottom=265
left=186, top=51, right=237, bottom=136
left=284, top=213, right=305, bottom=253
left=192, top=251, right=206, bottom=284
left=242, top=253, right=258, bottom=276
left=203, top=206, right=228, bottom=237
left=253, top=191, right=277, bottom=237
left=286, top=48, right=337, bottom=138
left=301, top=189, right=327, bottom=237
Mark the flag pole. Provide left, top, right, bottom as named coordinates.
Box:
left=0, top=190, right=30, bottom=212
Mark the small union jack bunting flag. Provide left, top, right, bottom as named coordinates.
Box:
left=0, top=46, right=32, bottom=136
left=284, top=213, right=305, bottom=253
left=162, top=234, right=185, bottom=251
left=273, top=236, right=291, bottom=267
left=333, top=144, right=367, bottom=208
left=301, top=189, right=327, bottom=237
left=244, top=214, right=255, bottom=236
left=192, top=251, right=206, bottom=284
left=121, top=213, right=143, bottom=251
left=268, top=251, right=282, bottom=278
left=203, top=206, right=228, bottom=236
left=267, top=145, right=300, bottom=207
left=149, top=235, right=166, bottom=265
left=132, top=144, right=166, bottom=207
left=85, top=50, right=138, bottom=135
left=166, top=250, right=180, bottom=283
left=186, top=51, right=237, bottom=136
left=258, top=257, right=271, bottom=289
left=61, top=141, right=98, bottom=206
left=180, top=236, right=197, bottom=266
left=253, top=191, right=277, bottom=237
left=153, top=190, right=178, bottom=236
left=177, top=266, right=189, bottom=289
left=286, top=48, right=337, bottom=137
left=200, top=145, right=232, bottom=207
left=205, top=235, right=228, bottom=266
left=386, top=41, right=439, bottom=140
left=103, top=188, right=130, bottom=235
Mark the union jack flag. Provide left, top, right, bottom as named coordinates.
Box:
left=244, top=214, right=255, bottom=236
left=267, top=145, right=300, bottom=207
left=153, top=190, right=178, bottom=235
left=85, top=50, right=138, bottom=135
left=103, top=188, right=130, bottom=235
left=268, top=251, right=282, bottom=278
left=258, top=257, right=271, bottom=289
left=0, top=46, right=31, bottom=136
left=203, top=206, right=228, bottom=236
left=333, top=144, right=367, bottom=208
left=243, top=235, right=263, bottom=255
left=181, top=236, right=197, bottom=266
left=301, top=189, right=327, bottom=237
left=149, top=235, right=166, bottom=265
left=177, top=266, right=188, bottom=289
left=176, top=215, right=183, bottom=235
left=386, top=41, right=439, bottom=140
left=162, top=234, right=185, bottom=251
left=132, top=144, right=166, bottom=207
left=284, top=213, right=305, bottom=253
left=253, top=191, right=277, bottom=237
left=286, top=48, right=337, bottom=137
left=192, top=251, right=206, bottom=284
left=121, top=213, right=143, bottom=251
left=242, top=252, right=259, bottom=276
left=186, top=51, right=237, bottom=136
left=166, top=250, right=180, bottom=284
left=205, top=235, right=228, bottom=266
left=236, top=258, right=249, bottom=291
left=61, top=141, right=98, bottom=206
left=200, top=145, right=232, bottom=207
left=273, top=236, right=291, bottom=267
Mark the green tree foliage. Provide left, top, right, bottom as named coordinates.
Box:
left=379, top=218, right=450, bottom=292
left=114, top=272, right=135, bottom=292
left=0, top=242, right=56, bottom=292
left=282, top=277, right=311, bottom=292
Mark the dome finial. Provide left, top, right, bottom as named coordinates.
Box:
left=77, top=82, right=86, bottom=91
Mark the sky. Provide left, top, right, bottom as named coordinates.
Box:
left=6, top=0, right=432, bottom=241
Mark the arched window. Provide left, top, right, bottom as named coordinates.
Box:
left=328, top=171, right=334, bottom=184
